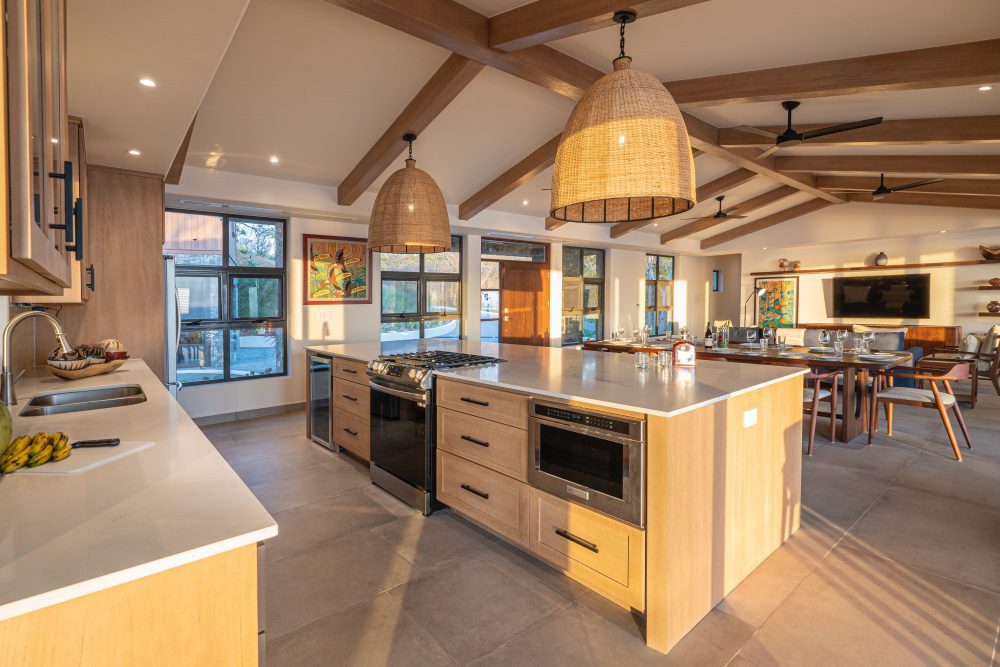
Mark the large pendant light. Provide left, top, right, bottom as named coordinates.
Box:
left=368, top=133, right=451, bottom=253
left=550, top=11, right=696, bottom=224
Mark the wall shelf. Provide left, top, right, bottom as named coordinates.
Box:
left=749, top=259, right=1000, bottom=277
left=977, top=285, right=1000, bottom=290
left=979, top=313, right=1000, bottom=317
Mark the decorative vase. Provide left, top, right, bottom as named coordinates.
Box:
left=988, top=301, right=1000, bottom=314
left=778, top=258, right=789, bottom=271
left=790, top=260, right=801, bottom=271
left=980, top=246, right=1000, bottom=261
left=989, top=278, right=1000, bottom=287
left=874, top=251, right=889, bottom=266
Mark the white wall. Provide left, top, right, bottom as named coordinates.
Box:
left=707, top=254, right=742, bottom=326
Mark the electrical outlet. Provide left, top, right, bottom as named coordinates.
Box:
left=317, top=310, right=331, bottom=321
left=743, top=408, right=758, bottom=428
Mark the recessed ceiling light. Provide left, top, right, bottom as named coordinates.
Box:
left=978, top=85, right=992, bottom=92
left=939, top=230, right=947, bottom=234
left=522, top=199, right=529, bottom=206
left=128, top=149, right=141, bottom=156
left=762, top=247, right=768, bottom=250
left=139, top=77, right=157, bottom=88
left=50, top=137, right=58, bottom=144
left=269, top=155, right=280, bottom=164
left=653, top=223, right=658, bottom=227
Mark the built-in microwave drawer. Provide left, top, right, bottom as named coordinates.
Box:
left=332, top=358, right=368, bottom=383
left=333, top=408, right=370, bottom=460
left=437, top=450, right=528, bottom=546
left=437, top=407, right=527, bottom=481
left=333, top=378, right=370, bottom=418
left=437, top=379, right=528, bottom=429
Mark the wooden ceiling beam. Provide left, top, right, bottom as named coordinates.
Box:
left=844, top=192, right=1000, bottom=210
left=337, top=54, right=484, bottom=206
left=776, top=155, right=1000, bottom=178
left=660, top=185, right=798, bottom=244
left=325, top=0, right=602, bottom=100
left=665, top=39, right=1000, bottom=107
left=700, top=199, right=833, bottom=250
left=164, top=113, right=196, bottom=186
left=720, top=115, right=1000, bottom=148
left=817, top=176, right=1000, bottom=197
left=487, top=0, right=709, bottom=51
left=459, top=133, right=562, bottom=220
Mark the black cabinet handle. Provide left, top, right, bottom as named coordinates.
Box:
left=460, top=434, right=489, bottom=448
left=65, top=198, right=83, bottom=260
left=555, top=528, right=599, bottom=553
left=461, top=397, right=489, bottom=407
left=343, top=368, right=358, bottom=374
left=342, top=394, right=358, bottom=402
left=85, top=264, right=95, bottom=292
left=343, top=427, right=358, bottom=437
left=460, top=483, right=489, bottom=500
left=47, top=160, right=74, bottom=244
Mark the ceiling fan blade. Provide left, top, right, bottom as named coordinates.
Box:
left=824, top=187, right=869, bottom=192
left=888, top=177, right=945, bottom=193
left=801, top=116, right=883, bottom=141
left=733, top=125, right=780, bottom=140
left=681, top=215, right=710, bottom=220
left=724, top=214, right=749, bottom=219
left=754, top=145, right=781, bottom=161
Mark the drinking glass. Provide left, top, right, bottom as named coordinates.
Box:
left=833, top=340, right=844, bottom=355
left=634, top=352, right=649, bottom=369
left=760, top=336, right=769, bottom=353
left=746, top=329, right=758, bottom=346
left=777, top=334, right=786, bottom=347
left=818, top=331, right=831, bottom=347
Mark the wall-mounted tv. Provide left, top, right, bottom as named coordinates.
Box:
left=832, top=274, right=930, bottom=319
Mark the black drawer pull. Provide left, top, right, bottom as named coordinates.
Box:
left=343, top=368, right=358, bottom=374
left=342, top=394, right=358, bottom=402
left=555, top=528, right=599, bottom=553
left=460, top=483, right=489, bottom=500
left=343, top=427, right=358, bottom=437
left=460, top=434, right=490, bottom=448
left=460, top=397, right=490, bottom=407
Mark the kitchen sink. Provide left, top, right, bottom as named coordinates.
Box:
left=19, top=384, right=147, bottom=417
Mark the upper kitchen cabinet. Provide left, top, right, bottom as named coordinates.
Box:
left=1, top=0, right=74, bottom=295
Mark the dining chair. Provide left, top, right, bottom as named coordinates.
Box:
left=868, top=362, right=972, bottom=461
left=804, top=369, right=839, bottom=455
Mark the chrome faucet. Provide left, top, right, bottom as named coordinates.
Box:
left=1, top=310, right=73, bottom=405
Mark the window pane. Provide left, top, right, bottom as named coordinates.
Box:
left=481, top=261, right=499, bottom=290
left=582, top=249, right=603, bottom=278
left=480, top=319, right=499, bottom=343
left=562, top=247, right=581, bottom=278
left=381, top=280, right=418, bottom=315
left=583, top=313, right=601, bottom=341
left=481, top=239, right=546, bottom=263
left=583, top=283, right=601, bottom=310
left=176, top=275, right=220, bottom=321
left=424, top=237, right=461, bottom=273
left=657, top=256, right=674, bottom=281
left=232, top=276, right=281, bottom=319
left=481, top=290, right=500, bottom=319
left=381, top=321, right=420, bottom=341
left=645, top=311, right=655, bottom=332
left=645, top=282, right=656, bottom=308
left=165, top=211, right=223, bottom=266
left=424, top=318, right=460, bottom=339
left=426, top=280, right=459, bottom=315
left=176, top=329, right=224, bottom=383
left=645, top=255, right=657, bottom=280
left=379, top=253, right=419, bottom=272
left=657, top=283, right=671, bottom=308
left=229, top=218, right=283, bottom=268
left=230, top=327, right=284, bottom=377
left=657, top=311, right=670, bottom=335
left=562, top=315, right=582, bottom=345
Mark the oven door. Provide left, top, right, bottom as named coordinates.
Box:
left=369, top=380, right=432, bottom=495
left=529, top=418, right=644, bottom=526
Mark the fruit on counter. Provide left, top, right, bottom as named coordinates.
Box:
left=51, top=433, right=71, bottom=462
left=0, top=435, right=33, bottom=473
left=0, top=432, right=72, bottom=473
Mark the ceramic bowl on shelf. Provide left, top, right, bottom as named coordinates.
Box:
left=981, top=246, right=1000, bottom=261
left=989, top=278, right=1000, bottom=287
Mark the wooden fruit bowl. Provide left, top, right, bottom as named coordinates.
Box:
left=981, top=245, right=1000, bottom=261
left=47, top=358, right=128, bottom=381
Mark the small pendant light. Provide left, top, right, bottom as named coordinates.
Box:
left=368, top=133, right=451, bottom=253
left=550, top=11, right=696, bottom=223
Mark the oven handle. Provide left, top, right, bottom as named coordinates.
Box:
left=530, top=414, right=644, bottom=447
left=369, top=381, right=427, bottom=404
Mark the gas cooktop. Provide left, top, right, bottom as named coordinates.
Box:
left=378, top=350, right=505, bottom=370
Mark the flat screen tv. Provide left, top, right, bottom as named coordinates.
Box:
left=832, top=274, right=930, bottom=319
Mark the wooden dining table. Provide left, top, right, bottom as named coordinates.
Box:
left=582, top=339, right=913, bottom=443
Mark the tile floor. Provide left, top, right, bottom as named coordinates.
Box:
left=202, top=391, right=1000, bottom=666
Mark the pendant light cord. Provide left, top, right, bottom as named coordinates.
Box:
left=408, top=139, right=413, bottom=160
left=619, top=17, right=627, bottom=58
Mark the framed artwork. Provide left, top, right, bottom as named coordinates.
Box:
left=755, top=277, right=799, bottom=328
left=303, top=235, right=371, bottom=305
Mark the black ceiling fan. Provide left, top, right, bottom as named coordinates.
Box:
left=682, top=195, right=747, bottom=221
left=735, top=101, right=883, bottom=161
left=828, top=173, right=944, bottom=200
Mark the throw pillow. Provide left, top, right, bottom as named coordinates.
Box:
left=853, top=324, right=908, bottom=335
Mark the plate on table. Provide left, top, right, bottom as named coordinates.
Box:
left=859, top=354, right=897, bottom=362
left=779, top=352, right=809, bottom=359
left=808, top=346, right=836, bottom=353
left=739, top=342, right=761, bottom=348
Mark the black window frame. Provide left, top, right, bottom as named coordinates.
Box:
left=379, top=235, right=463, bottom=341
left=645, top=253, right=676, bottom=336
left=561, top=246, right=605, bottom=346
left=167, top=208, right=288, bottom=386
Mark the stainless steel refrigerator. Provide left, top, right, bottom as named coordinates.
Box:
left=163, top=256, right=182, bottom=398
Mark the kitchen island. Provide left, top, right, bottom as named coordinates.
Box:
left=307, top=339, right=805, bottom=654
left=0, top=360, right=276, bottom=665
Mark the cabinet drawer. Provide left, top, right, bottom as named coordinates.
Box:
left=437, top=450, right=528, bottom=547
left=437, top=407, right=527, bottom=481
left=332, top=358, right=368, bottom=383
left=333, top=378, right=370, bottom=418
left=333, top=408, right=369, bottom=460
left=529, top=488, right=644, bottom=611
left=437, top=378, right=528, bottom=429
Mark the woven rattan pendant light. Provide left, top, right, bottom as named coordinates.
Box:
left=550, top=11, right=696, bottom=224
left=368, top=133, right=451, bottom=253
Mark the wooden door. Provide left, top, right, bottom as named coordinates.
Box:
left=500, top=261, right=549, bottom=346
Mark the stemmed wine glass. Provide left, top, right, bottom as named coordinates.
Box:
left=745, top=329, right=758, bottom=347
left=818, top=330, right=831, bottom=348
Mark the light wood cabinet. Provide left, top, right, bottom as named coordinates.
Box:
left=333, top=407, right=369, bottom=460
left=437, top=377, right=528, bottom=428
left=333, top=377, right=370, bottom=419
left=331, top=358, right=368, bottom=383
left=331, top=366, right=370, bottom=461
left=437, top=406, right=528, bottom=481
left=437, top=450, right=529, bottom=547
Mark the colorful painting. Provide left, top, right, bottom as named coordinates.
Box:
left=755, top=277, right=799, bottom=328
left=303, top=235, right=371, bottom=304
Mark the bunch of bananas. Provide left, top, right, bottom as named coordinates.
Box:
left=0, top=432, right=70, bottom=473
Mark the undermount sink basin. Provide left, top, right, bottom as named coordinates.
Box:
left=19, top=384, right=147, bottom=417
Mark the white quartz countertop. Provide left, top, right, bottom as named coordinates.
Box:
left=0, top=360, right=277, bottom=621
left=306, top=339, right=805, bottom=418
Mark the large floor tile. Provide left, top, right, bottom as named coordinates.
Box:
left=266, top=529, right=423, bottom=640
left=842, top=485, right=1000, bottom=594
left=892, top=450, right=1000, bottom=509
left=389, top=555, right=569, bottom=663
left=267, top=592, right=455, bottom=667
left=480, top=537, right=590, bottom=603
left=370, top=510, right=495, bottom=571
left=735, top=545, right=1000, bottom=666
left=800, top=458, right=895, bottom=528
left=251, top=463, right=372, bottom=515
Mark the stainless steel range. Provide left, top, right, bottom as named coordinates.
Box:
left=367, top=350, right=504, bottom=513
